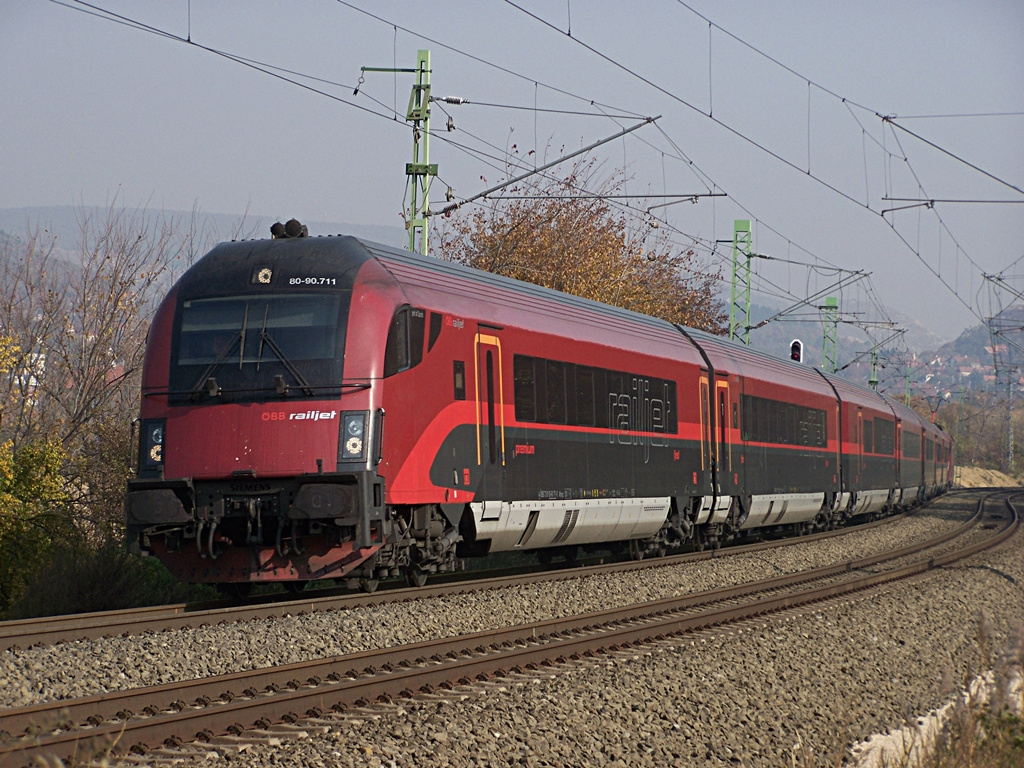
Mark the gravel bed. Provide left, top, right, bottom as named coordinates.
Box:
left=180, top=504, right=1022, bottom=767
left=0, top=499, right=977, bottom=712
left=211, top=535, right=1021, bottom=768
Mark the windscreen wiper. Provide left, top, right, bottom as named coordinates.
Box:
left=238, top=303, right=249, bottom=370
left=189, top=332, right=243, bottom=398
left=258, top=329, right=316, bottom=396
left=256, top=305, right=269, bottom=371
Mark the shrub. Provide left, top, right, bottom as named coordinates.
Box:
left=0, top=439, right=71, bottom=612
left=4, top=538, right=213, bottom=619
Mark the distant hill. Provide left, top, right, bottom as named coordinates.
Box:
left=737, top=297, right=1007, bottom=395
left=743, top=301, right=946, bottom=361
left=934, top=322, right=994, bottom=360
left=0, top=206, right=407, bottom=251
left=883, top=308, right=945, bottom=356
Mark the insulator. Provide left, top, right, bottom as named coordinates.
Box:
left=446, top=187, right=455, bottom=202
left=442, top=96, right=465, bottom=104
left=447, top=116, right=455, bottom=132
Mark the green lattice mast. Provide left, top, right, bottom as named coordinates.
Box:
left=729, top=219, right=752, bottom=344
left=821, top=296, right=839, bottom=373
left=360, top=50, right=436, bottom=255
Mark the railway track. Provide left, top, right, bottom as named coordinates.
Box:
left=0, top=496, right=974, bottom=653
left=0, top=489, right=1014, bottom=767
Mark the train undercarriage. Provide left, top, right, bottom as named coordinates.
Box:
left=128, top=479, right=938, bottom=595
left=126, top=472, right=465, bottom=593
left=346, top=505, right=463, bottom=591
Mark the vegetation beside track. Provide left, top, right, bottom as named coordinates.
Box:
left=850, top=617, right=1024, bottom=768
left=956, top=465, right=1022, bottom=488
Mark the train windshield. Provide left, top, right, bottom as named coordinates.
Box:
left=169, top=292, right=348, bottom=401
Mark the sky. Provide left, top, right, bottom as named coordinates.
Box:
left=3, top=0, right=1023, bottom=349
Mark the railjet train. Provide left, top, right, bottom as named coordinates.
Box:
left=125, top=224, right=953, bottom=591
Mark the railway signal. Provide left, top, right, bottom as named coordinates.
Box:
left=790, top=339, right=804, bottom=363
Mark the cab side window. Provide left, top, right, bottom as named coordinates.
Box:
left=384, top=306, right=426, bottom=377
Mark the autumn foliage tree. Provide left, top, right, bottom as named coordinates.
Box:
left=433, top=159, right=727, bottom=333
left=0, top=439, right=69, bottom=610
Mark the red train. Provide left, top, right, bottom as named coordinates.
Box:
left=125, top=225, right=953, bottom=591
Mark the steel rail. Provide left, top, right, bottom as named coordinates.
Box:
left=0, top=491, right=1010, bottom=767
left=0, top=494, right=972, bottom=652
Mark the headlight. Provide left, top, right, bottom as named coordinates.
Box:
left=139, top=418, right=166, bottom=476
left=339, top=412, right=368, bottom=461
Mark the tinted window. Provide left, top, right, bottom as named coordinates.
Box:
left=576, top=367, right=595, bottom=426
left=409, top=308, right=425, bottom=367
left=178, top=294, right=340, bottom=365
left=171, top=292, right=345, bottom=401
left=511, top=354, right=676, bottom=434
left=740, top=394, right=827, bottom=448
left=514, top=356, right=536, bottom=420
left=545, top=360, right=567, bottom=423
left=384, top=306, right=427, bottom=377
left=875, top=419, right=895, bottom=455
left=428, top=311, right=443, bottom=351
left=384, top=309, right=410, bottom=376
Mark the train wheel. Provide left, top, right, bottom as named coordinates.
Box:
left=358, top=577, right=379, bottom=594
left=629, top=539, right=645, bottom=561
left=405, top=566, right=428, bottom=588
left=693, top=527, right=706, bottom=552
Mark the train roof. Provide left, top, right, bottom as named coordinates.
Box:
left=360, top=236, right=710, bottom=364
left=359, top=237, right=675, bottom=332
left=362, top=237, right=839, bottom=377
left=176, top=235, right=374, bottom=296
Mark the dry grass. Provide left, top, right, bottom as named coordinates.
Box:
left=955, top=466, right=1023, bottom=488
left=849, top=617, right=1024, bottom=768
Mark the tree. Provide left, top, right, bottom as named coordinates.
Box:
left=0, top=205, right=254, bottom=614
left=0, top=334, right=15, bottom=376
left=0, top=439, right=69, bottom=610
left=433, top=158, right=726, bottom=333
left=0, top=334, right=68, bottom=610
left=0, top=204, right=210, bottom=539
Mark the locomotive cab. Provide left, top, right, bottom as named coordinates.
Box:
left=126, top=234, right=396, bottom=586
